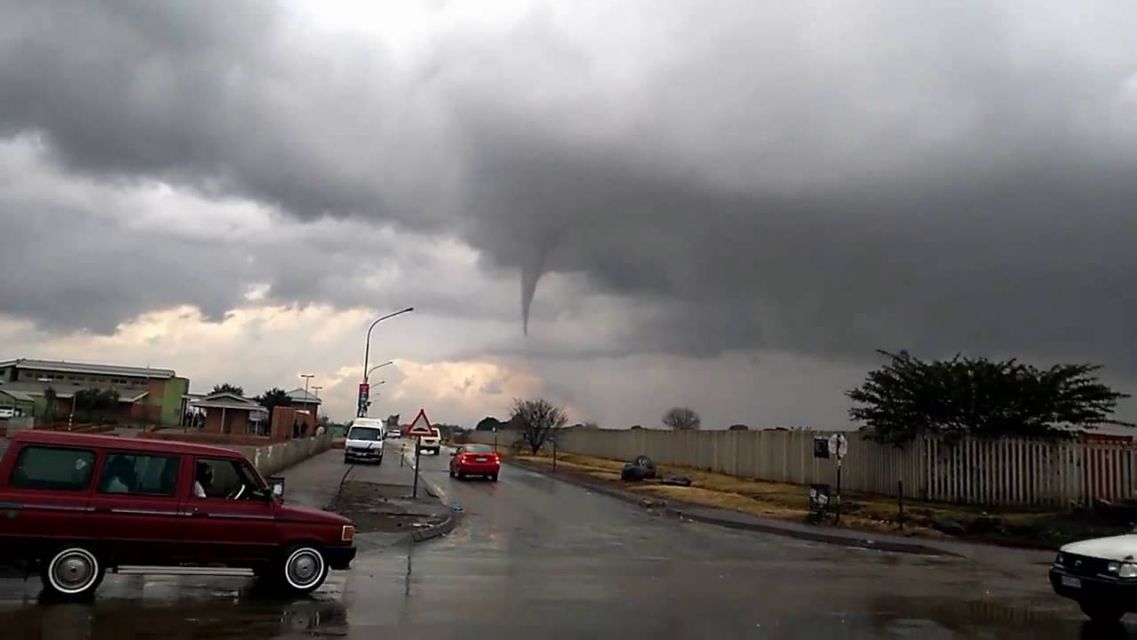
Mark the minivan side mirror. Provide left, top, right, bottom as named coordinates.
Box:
left=267, top=476, right=285, bottom=500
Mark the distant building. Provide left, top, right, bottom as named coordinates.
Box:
left=285, top=388, right=322, bottom=418
left=0, top=358, right=189, bottom=425
left=189, top=391, right=268, bottom=436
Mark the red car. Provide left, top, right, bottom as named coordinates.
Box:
left=0, top=431, right=356, bottom=600
left=449, top=444, right=500, bottom=481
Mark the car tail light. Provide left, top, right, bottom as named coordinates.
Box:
left=493, top=454, right=501, bottom=462
left=341, top=525, right=355, bottom=543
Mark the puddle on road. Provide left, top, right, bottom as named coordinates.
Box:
left=868, top=594, right=1130, bottom=639
left=0, top=591, right=348, bottom=639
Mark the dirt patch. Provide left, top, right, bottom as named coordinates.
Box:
left=328, top=481, right=448, bottom=534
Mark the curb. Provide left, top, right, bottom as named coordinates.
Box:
left=400, top=444, right=457, bottom=544
left=506, top=459, right=955, bottom=557
left=411, top=511, right=459, bottom=543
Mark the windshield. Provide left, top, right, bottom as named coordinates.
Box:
left=348, top=427, right=382, bottom=441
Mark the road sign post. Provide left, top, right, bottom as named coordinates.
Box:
left=405, top=409, right=435, bottom=500
left=412, top=436, right=421, bottom=499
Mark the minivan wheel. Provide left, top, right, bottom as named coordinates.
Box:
left=280, top=545, right=328, bottom=594
left=41, top=546, right=105, bottom=600
left=1080, top=600, right=1125, bottom=623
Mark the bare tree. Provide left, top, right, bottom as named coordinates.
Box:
left=662, top=407, right=701, bottom=430
left=510, top=398, right=568, bottom=454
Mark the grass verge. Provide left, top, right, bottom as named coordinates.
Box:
left=495, top=449, right=1128, bottom=549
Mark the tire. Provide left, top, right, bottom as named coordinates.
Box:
left=490, top=474, right=499, bottom=482
left=456, top=471, right=465, bottom=480
left=278, top=545, right=329, bottom=595
left=449, top=468, right=456, bottom=478
left=40, top=546, right=105, bottom=601
left=1080, top=600, right=1125, bottom=623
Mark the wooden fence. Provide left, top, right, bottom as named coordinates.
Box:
left=470, top=428, right=1137, bottom=508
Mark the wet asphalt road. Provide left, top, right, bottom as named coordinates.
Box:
left=0, top=442, right=1129, bottom=639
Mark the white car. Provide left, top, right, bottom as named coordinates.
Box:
left=0, top=408, right=14, bottom=419
left=388, top=428, right=402, bottom=438
left=1051, top=533, right=1137, bottom=622
left=417, top=429, right=441, bottom=455
left=343, top=418, right=386, bottom=465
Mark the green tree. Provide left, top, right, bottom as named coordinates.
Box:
left=475, top=416, right=504, bottom=431
left=662, top=407, right=701, bottom=430
left=211, top=383, right=245, bottom=396
left=847, top=350, right=1133, bottom=444
left=74, top=388, right=120, bottom=422
left=509, top=398, right=568, bottom=454
left=255, top=387, right=291, bottom=423
left=41, top=387, right=58, bottom=422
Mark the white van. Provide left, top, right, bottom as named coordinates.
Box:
left=344, top=418, right=386, bottom=465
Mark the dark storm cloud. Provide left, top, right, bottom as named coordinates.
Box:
left=0, top=197, right=251, bottom=331
left=4, top=1, right=1137, bottom=371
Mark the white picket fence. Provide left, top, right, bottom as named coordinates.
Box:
left=469, top=428, right=1137, bottom=507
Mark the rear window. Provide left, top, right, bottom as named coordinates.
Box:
left=10, top=446, right=95, bottom=491
left=465, top=445, right=493, bottom=453
left=348, top=427, right=382, bottom=441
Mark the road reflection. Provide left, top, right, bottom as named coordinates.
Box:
left=869, top=594, right=1132, bottom=638
left=0, top=591, right=347, bottom=640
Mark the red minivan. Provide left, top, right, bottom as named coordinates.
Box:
left=0, top=431, right=356, bottom=600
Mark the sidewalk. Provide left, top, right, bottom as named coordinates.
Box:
left=279, top=441, right=456, bottom=547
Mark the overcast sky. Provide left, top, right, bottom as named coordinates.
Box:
left=3, top=1, right=1137, bottom=427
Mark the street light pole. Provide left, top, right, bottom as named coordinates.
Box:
left=300, top=374, right=315, bottom=399
left=367, top=360, right=394, bottom=381
left=362, top=307, right=413, bottom=383
left=358, top=307, right=412, bottom=418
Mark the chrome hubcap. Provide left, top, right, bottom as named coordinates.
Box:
left=289, top=552, right=318, bottom=584
left=54, top=554, right=94, bottom=589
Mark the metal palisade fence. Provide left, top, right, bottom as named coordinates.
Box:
left=469, top=428, right=1137, bottom=507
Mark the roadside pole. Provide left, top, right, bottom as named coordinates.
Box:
left=412, top=436, right=421, bottom=499
left=828, top=433, right=848, bottom=526
left=835, top=457, right=842, bottom=524
left=897, top=480, right=905, bottom=530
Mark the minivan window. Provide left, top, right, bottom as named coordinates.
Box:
left=98, top=453, right=180, bottom=496
left=194, top=458, right=264, bottom=501
left=10, top=446, right=95, bottom=491
left=348, top=427, right=382, bottom=441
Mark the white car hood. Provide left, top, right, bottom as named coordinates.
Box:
left=1062, top=534, right=1137, bottom=561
